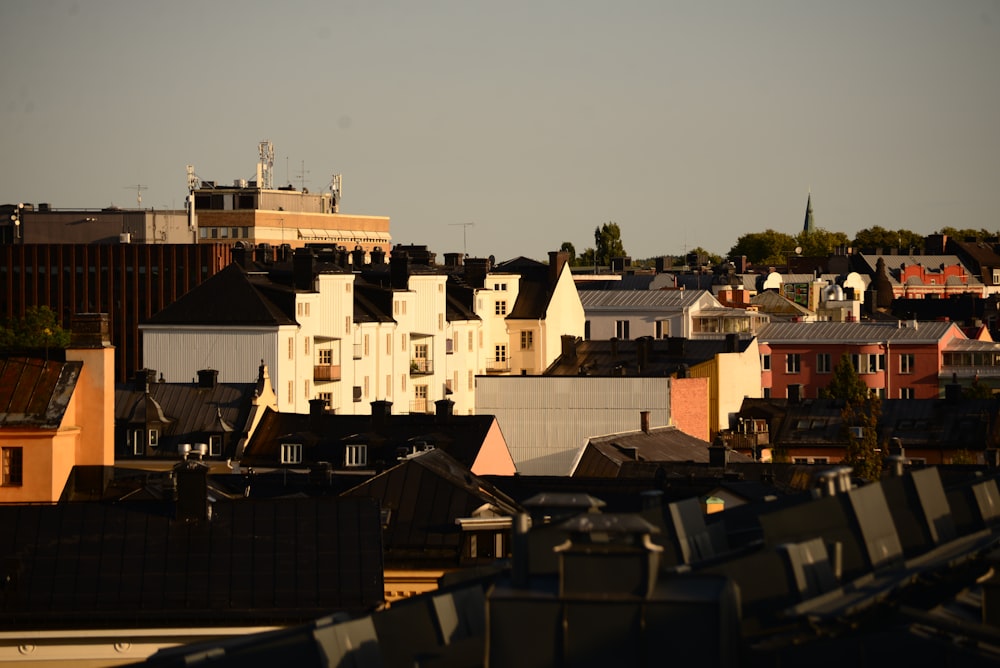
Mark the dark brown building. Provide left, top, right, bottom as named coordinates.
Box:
left=0, top=243, right=232, bottom=380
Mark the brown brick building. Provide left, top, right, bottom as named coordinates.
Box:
left=0, top=243, right=232, bottom=381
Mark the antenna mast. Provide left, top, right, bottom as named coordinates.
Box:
left=257, top=140, right=274, bottom=190
left=125, top=184, right=148, bottom=207
left=449, top=222, right=475, bottom=256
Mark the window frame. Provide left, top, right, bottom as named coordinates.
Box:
left=280, top=443, right=303, bottom=465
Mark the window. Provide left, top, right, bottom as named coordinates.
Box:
left=280, top=443, right=302, bottom=465
left=318, top=392, right=332, bottom=408
left=495, top=300, right=507, bottom=315
left=148, top=428, right=159, bottom=448
left=494, top=282, right=507, bottom=291
left=304, top=378, right=310, bottom=398
left=353, top=386, right=362, bottom=402
left=345, top=316, right=351, bottom=334
left=852, top=353, right=884, bottom=375
left=1, top=447, right=23, bottom=486
left=763, top=387, right=771, bottom=398
left=495, top=344, right=507, bottom=362
left=304, top=338, right=310, bottom=355
left=468, top=331, right=474, bottom=352
left=817, top=353, right=832, bottom=374
left=439, top=313, right=444, bottom=330
left=345, top=444, right=367, bottom=467
left=209, top=435, right=222, bottom=457
left=288, top=337, right=294, bottom=359
left=446, top=338, right=454, bottom=354
left=132, top=429, right=144, bottom=456
left=761, top=354, right=771, bottom=371
left=786, top=353, right=801, bottom=373
left=468, top=370, right=474, bottom=391
left=413, top=343, right=429, bottom=373
left=900, top=353, right=915, bottom=374
left=584, top=320, right=591, bottom=340
left=521, top=331, right=533, bottom=350
left=288, top=381, right=294, bottom=403
left=364, top=376, right=369, bottom=398
left=615, top=320, right=630, bottom=340
left=318, top=349, right=332, bottom=365
left=364, top=334, right=370, bottom=357
left=900, top=387, right=915, bottom=399
left=655, top=320, right=669, bottom=339
left=387, top=334, right=392, bottom=354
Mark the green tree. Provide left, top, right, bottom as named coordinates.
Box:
left=594, top=222, right=626, bottom=267
left=852, top=226, right=925, bottom=252
left=577, top=247, right=596, bottom=268
left=795, top=228, right=850, bottom=257
left=841, top=395, right=884, bottom=481
left=820, top=354, right=870, bottom=403
left=963, top=376, right=996, bottom=399
left=0, top=306, right=71, bottom=352
left=559, top=241, right=577, bottom=266
left=937, top=227, right=995, bottom=243
left=727, top=229, right=797, bottom=265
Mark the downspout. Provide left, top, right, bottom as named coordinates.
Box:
left=884, top=339, right=890, bottom=399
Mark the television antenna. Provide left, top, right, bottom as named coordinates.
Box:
left=125, top=184, right=148, bottom=207
left=449, top=222, right=475, bottom=256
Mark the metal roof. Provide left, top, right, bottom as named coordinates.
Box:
left=756, top=320, right=958, bottom=344
left=578, top=289, right=709, bottom=309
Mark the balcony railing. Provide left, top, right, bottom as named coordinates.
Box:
left=409, top=358, right=433, bottom=375
left=485, top=358, right=511, bottom=373
left=409, top=399, right=431, bottom=414
left=314, top=364, right=341, bottom=382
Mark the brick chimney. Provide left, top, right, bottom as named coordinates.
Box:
left=66, top=313, right=114, bottom=467
left=640, top=411, right=651, bottom=434
left=549, top=250, right=570, bottom=285
left=293, top=247, right=316, bottom=291
left=370, top=400, right=393, bottom=429
left=390, top=251, right=410, bottom=290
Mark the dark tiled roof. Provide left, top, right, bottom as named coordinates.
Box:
left=0, top=357, right=81, bottom=428
left=493, top=256, right=555, bottom=320
left=144, top=263, right=297, bottom=326
left=353, top=283, right=395, bottom=324
left=446, top=281, right=479, bottom=322
left=341, top=448, right=521, bottom=568
left=545, top=337, right=750, bottom=376
left=575, top=426, right=751, bottom=476
left=240, top=407, right=498, bottom=471
left=115, top=378, right=259, bottom=459
left=0, top=496, right=384, bottom=629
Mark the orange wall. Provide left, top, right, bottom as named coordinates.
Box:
left=670, top=377, right=710, bottom=441
left=471, top=419, right=518, bottom=476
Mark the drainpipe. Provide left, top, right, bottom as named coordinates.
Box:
left=884, top=340, right=890, bottom=399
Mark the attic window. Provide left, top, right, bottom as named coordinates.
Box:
left=209, top=435, right=222, bottom=457
left=345, top=444, right=367, bottom=467
left=148, top=428, right=159, bottom=448
left=353, top=386, right=363, bottom=402
left=280, top=443, right=303, bottom=465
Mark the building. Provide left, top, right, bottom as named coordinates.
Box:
left=1, top=204, right=195, bottom=245
left=0, top=243, right=233, bottom=381
left=757, top=320, right=968, bottom=400
left=0, top=314, right=114, bottom=503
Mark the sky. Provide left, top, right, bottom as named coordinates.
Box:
left=2, top=1, right=998, bottom=263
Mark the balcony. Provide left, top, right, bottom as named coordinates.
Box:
left=314, top=364, right=341, bottom=382
left=409, top=358, right=434, bottom=375
left=485, top=358, right=510, bottom=373
left=409, top=399, right=432, bottom=414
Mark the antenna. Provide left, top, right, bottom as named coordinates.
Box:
left=125, top=184, right=148, bottom=207
left=449, top=222, right=475, bottom=256
left=295, top=160, right=310, bottom=190
left=330, top=174, right=342, bottom=209
left=258, top=140, right=274, bottom=189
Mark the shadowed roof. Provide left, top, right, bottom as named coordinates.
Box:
left=0, top=357, right=81, bottom=428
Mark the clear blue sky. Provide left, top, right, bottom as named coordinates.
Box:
left=2, top=1, right=997, bottom=262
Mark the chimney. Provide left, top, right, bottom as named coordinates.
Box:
left=390, top=251, right=410, bottom=290
left=231, top=244, right=249, bottom=269
left=293, top=247, right=316, bottom=291
left=351, top=245, right=366, bottom=268
left=708, top=441, right=728, bottom=468
left=335, top=245, right=349, bottom=268
left=370, top=400, right=393, bottom=429
left=370, top=246, right=386, bottom=265
left=548, top=250, right=570, bottom=285
left=309, top=398, right=327, bottom=431
left=640, top=411, right=650, bottom=434
left=561, top=334, right=578, bottom=361
left=196, top=368, right=218, bottom=389
left=725, top=333, right=739, bottom=353
left=667, top=336, right=686, bottom=357
left=67, top=313, right=114, bottom=468
left=435, top=398, right=455, bottom=423
left=444, top=252, right=464, bottom=268
left=610, top=337, right=619, bottom=358
left=135, top=368, right=156, bottom=392
left=174, top=459, right=209, bottom=523
left=463, top=257, right=490, bottom=289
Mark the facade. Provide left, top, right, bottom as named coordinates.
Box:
left=0, top=243, right=233, bottom=381
left=853, top=253, right=985, bottom=299
left=579, top=288, right=768, bottom=342
left=2, top=204, right=195, bottom=245
left=757, top=320, right=967, bottom=400
left=475, top=375, right=707, bottom=475
left=0, top=314, right=114, bottom=503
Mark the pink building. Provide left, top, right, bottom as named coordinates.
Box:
left=758, top=320, right=966, bottom=400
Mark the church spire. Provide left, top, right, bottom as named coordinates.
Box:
left=803, top=190, right=815, bottom=234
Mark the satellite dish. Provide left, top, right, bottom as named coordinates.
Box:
left=794, top=246, right=803, bottom=255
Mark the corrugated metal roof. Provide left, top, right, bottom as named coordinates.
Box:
left=757, top=320, right=958, bottom=344
left=579, top=289, right=708, bottom=309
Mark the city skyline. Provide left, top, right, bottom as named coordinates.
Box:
left=2, top=0, right=998, bottom=262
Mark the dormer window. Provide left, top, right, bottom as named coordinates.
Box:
left=148, top=428, right=159, bottom=448
left=209, top=435, right=222, bottom=457
left=280, top=443, right=303, bottom=465
left=345, top=444, right=367, bottom=467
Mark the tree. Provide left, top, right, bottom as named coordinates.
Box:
left=559, top=241, right=577, bottom=266
left=0, top=306, right=71, bottom=352
left=820, top=354, right=869, bottom=403
left=937, top=227, right=995, bottom=243
left=852, top=226, right=925, bottom=252
left=594, top=222, right=626, bottom=267
left=963, top=376, right=996, bottom=399
left=577, top=247, right=596, bottom=268
left=795, top=228, right=850, bottom=257
left=727, top=229, right=797, bottom=266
